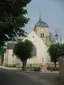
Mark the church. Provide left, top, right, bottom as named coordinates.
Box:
left=3, top=16, right=52, bottom=68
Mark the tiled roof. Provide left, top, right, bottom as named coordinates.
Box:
left=35, top=17, right=49, bottom=28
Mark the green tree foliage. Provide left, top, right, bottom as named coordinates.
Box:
left=0, top=0, right=31, bottom=45
left=0, top=46, right=6, bottom=64
left=13, top=39, right=33, bottom=71
left=48, top=43, right=64, bottom=70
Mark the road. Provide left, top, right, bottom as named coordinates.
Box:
left=0, top=67, right=63, bottom=85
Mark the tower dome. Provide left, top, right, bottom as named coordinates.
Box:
left=35, top=16, right=49, bottom=28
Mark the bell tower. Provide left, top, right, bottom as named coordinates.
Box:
left=34, top=16, right=51, bottom=46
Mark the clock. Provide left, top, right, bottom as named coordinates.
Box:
left=41, top=28, right=44, bottom=32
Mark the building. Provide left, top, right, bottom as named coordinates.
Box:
left=3, top=16, right=52, bottom=68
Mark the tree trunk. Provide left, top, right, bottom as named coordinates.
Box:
left=54, top=62, right=56, bottom=71
left=22, top=60, right=27, bottom=71
left=2, top=55, right=4, bottom=65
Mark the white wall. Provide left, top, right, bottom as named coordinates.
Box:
left=27, top=31, right=49, bottom=64
left=4, top=49, right=16, bottom=66
left=59, top=57, right=64, bottom=83
left=3, top=49, right=22, bottom=67
left=3, top=52, right=8, bottom=66
left=7, top=50, right=16, bottom=65
left=3, top=31, right=50, bottom=67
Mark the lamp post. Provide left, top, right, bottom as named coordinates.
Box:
left=55, top=28, right=62, bottom=58
left=55, top=28, right=62, bottom=44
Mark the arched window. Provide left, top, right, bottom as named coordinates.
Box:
left=43, top=33, right=44, bottom=37
left=41, top=33, right=44, bottom=37
left=31, top=45, right=36, bottom=56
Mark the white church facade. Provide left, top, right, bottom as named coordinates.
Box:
left=3, top=17, right=52, bottom=68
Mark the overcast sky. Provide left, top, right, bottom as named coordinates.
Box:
left=24, top=0, right=64, bottom=42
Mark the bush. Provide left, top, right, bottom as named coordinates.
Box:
left=47, top=66, right=59, bottom=71
left=34, top=67, right=41, bottom=72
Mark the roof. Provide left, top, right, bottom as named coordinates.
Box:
left=7, top=43, right=16, bottom=49
left=35, top=16, right=49, bottom=28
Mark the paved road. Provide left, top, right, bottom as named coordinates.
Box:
left=24, top=72, right=64, bottom=85
left=0, top=67, right=63, bottom=85
left=0, top=68, right=42, bottom=85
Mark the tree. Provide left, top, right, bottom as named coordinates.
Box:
left=13, top=39, right=33, bottom=71
left=0, top=0, right=31, bottom=46
left=48, top=43, right=64, bottom=70
left=0, top=47, right=6, bottom=64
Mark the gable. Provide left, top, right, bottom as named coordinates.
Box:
left=27, top=31, right=48, bottom=49
left=28, top=31, right=46, bottom=45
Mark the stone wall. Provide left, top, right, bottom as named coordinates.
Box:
left=59, top=57, right=64, bottom=83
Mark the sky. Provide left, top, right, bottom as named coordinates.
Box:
left=24, top=0, right=64, bottom=42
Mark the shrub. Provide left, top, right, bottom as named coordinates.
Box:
left=34, top=67, right=41, bottom=72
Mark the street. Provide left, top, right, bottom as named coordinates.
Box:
left=0, top=67, right=63, bottom=85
